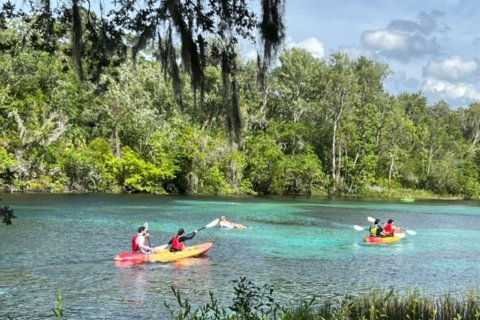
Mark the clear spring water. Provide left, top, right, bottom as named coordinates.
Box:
left=1, top=194, right=479, bottom=319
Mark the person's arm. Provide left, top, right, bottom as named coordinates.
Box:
left=377, top=226, right=384, bottom=236
left=219, top=221, right=234, bottom=228
left=179, top=231, right=197, bottom=242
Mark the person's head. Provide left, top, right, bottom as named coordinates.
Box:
left=177, top=228, right=185, bottom=236
left=387, top=219, right=394, bottom=224
left=374, top=219, right=380, bottom=225
left=220, top=215, right=226, bottom=221
left=138, top=226, right=147, bottom=234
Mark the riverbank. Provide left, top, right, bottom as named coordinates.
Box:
left=0, top=186, right=469, bottom=201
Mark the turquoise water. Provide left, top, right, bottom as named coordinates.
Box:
left=1, top=194, right=480, bottom=319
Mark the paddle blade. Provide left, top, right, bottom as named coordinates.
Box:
left=354, top=225, right=365, bottom=231
left=406, top=229, right=417, bottom=235
left=143, top=222, right=149, bottom=231
left=153, top=244, right=168, bottom=252
left=367, top=216, right=376, bottom=223
left=205, top=218, right=220, bottom=228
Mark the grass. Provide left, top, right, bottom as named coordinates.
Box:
left=165, top=278, right=480, bottom=320
left=37, top=279, right=480, bottom=319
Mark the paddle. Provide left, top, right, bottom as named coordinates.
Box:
left=367, top=216, right=417, bottom=235
left=143, top=222, right=152, bottom=247
left=153, top=218, right=220, bottom=252
left=196, top=218, right=220, bottom=232
left=354, top=225, right=366, bottom=231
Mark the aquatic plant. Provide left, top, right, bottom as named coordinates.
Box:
left=47, top=280, right=480, bottom=319
left=0, top=198, right=16, bottom=225
left=166, top=279, right=480, bottom=320
left=52, top=291, right=64, bottom=320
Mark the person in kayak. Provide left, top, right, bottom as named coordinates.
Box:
left=369, top=219, right=384, bottom=237
left=218, top=215, right=245, bottom=229
left=383, top=219, right=401, bottom=236
left=133, top=226, right=154, bottom=254
left=168, top=228, right=197, bottom=252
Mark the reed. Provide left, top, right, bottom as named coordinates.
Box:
left=46, top=281, right=480, bottom=319
left=167, top=280, right=480, bottom=320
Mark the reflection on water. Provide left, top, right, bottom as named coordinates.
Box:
left=0, top=194, right=480, bottom=319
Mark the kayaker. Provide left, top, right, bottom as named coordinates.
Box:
left=369, top=219, right=384, bottom=237
left=133, top=226, right=154, bottom=254
left=383, top=219, right=401, bottom=236
left=218, top=215, right=245, bottom=229
left=168, top=228, right=197, bottom=252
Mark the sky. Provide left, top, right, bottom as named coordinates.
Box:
left=256, top=0, right=480, bottom=108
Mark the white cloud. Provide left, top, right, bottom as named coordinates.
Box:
left=362, top=30, right=408, bottom=52
left=361, top=11, right=444, bottom=61
left=424, top=56, right=478, bottom=81
left=423, top=79, right=480, bottom=101
left=286, top=37, right=326, bottom=59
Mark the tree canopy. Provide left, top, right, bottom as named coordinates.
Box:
left=1, top=2, right=480, bottom=198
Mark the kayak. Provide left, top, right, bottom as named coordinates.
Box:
left=114, top=242, right=213, bottom=263
left=400, top=198, right=415, bottom=203
left=364, top=235, right=402, bottom=244
left=394, top=229, right=405, bottom=238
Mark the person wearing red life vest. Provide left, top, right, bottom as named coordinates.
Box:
left=383, top=219, right=401, bottom=236
left=168, top=228, right=197, bottom=252
left=131, top=226, right=153, bottom=254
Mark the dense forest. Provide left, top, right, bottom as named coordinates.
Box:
left=1, top=1, right=480, bottom=198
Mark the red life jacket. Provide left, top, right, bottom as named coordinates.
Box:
left=384, top=223, right=393, bottom=233
left=131, top=234, right=139, bottom=252
left=170, top=235, right=184, bottom=251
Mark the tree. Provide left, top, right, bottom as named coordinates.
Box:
left=3, top=0, right=287, bottom=137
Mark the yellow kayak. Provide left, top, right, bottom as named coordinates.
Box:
left=114, top=242, right=213, bottom=263
left=364, top=235, right=401, bottom=244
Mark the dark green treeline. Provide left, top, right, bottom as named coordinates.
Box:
left=1, top=13, right=480, bottom=198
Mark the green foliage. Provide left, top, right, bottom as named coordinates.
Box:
left=1, top=15, right=480, bottom=198
left=61, top=138, right=117, bottom=192
left=114, top=146, right=173, bottom=193
left=165, top=278, right=480, bottom=320
left=52, top=290, right=64, bottom=320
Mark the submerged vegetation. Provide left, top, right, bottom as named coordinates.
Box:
left=1, top=2, right=480, bottom=198
left=0, top=198, right=16, bottom=225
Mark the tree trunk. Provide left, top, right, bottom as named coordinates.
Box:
left=72, top=0, right=84, bottom=81
left=389, top=155, right=395, bottom=180
left=112, top=127, right=121, bottom=158
left=332, top=119, right=337, bottom=189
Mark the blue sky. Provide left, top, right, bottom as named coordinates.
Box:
left=262, top=0, right=480, bottom=107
